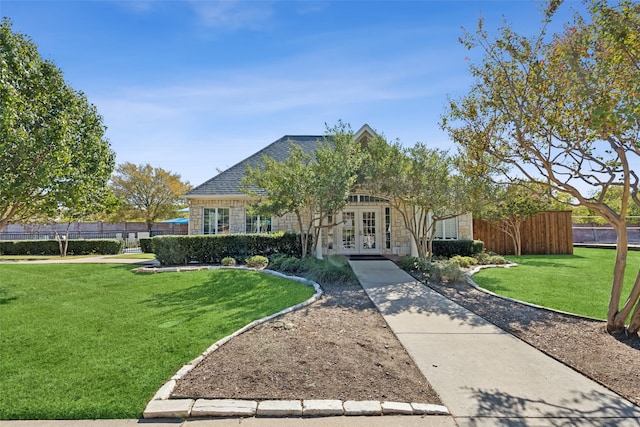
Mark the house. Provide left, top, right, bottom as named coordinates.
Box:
left=185, top=124, right=473, bottom=258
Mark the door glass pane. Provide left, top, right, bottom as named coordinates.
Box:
left=342, top=212, right=355, bottom=249
left=362, top=211, right=376, bottom=249
left=217, top=208, right=229, bottom=234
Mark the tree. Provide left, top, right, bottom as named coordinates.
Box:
left=363, top=136, right=474, bottom=261
left=482, top=182, right=553, bottom=256
left=0, top=18, right=115, bottom=233
left=109, top=163, right=192, bottom=232
left=241, top=122, right=364, bottom=257
left=441, top=1, right=640, bottom=333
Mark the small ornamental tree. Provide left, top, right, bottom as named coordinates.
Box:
left=242, top=122, right=365, bottom=258
left=482, top=183, right=552, bottom=256
left=364, top=136, right=474, bottom=261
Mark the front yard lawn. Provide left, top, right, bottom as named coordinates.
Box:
left=0, top=264, right=314, bottom=420
left=472, top=247, right=640, bottom=320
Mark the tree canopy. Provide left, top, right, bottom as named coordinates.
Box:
left=241, top=122, right=365, bottom=257
left=0, top=18, right=115, bottom=231
left=363, top=136, right=475, bottom=261
left=109, top=163, right=192, bottom=232
left=441, top=0, right=640, bottom=333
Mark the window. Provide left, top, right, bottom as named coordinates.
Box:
left=203, top=208, right=229, bottom=234
left=434, top=217, right=458, bottom=239
left=245, top=213, right=272, bottom=233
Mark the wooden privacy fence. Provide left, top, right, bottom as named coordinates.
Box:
left=473, top=210, right=573, bottom=255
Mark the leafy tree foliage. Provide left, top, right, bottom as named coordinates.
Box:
left=482, top=182, right=553, bottom=256
left=441, top=1, right=640, bottom=333
left=363, top=136, right=475, bottom=261
left=0, top=19, right=115, bottom=237
left=242, top=122, right=365, bottom=257
left=109, top=163, right=192, bottom=232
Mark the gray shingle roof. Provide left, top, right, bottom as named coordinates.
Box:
left=186, top=135, right=323, bottom=197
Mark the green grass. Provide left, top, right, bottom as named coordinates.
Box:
left=0, top=265, right=315, bottom=420
left=472, top=247, right=640, bottom=319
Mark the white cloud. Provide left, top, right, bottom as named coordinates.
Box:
left=188, top=0, right=275, bottom=30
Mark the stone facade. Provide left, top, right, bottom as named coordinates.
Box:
left=188, top=197, right=473, bottom=258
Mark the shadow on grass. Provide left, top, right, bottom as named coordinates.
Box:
left=0, top=287, right=17, bottom=305
left=139, top=270, right=291, bottom=324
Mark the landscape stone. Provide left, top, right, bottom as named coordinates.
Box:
left=142, top=399, right=194, bottom=418
left=382, top=401, right=414, bottom=415
left=151, top=379, right=176, bottom=400
left=257, top=400, right=303, bottom=417
left=302, top=399, right=344, bottom=416
left=191, top=399, right=257, bottom=417
left=343, top=400, right=382, bottom=416
left=411, top=402, right=450, bottom=415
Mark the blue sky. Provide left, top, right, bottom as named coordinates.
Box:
left=2, top=0, right=583, bottom=187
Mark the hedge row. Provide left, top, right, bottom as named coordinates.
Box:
left=0, top=239, right=125, bottom=256
left=139, top=238, right=153, bottom=254
left=152, top=232, right=310, bottom=266
left=432, top=239, right=484, bottom=258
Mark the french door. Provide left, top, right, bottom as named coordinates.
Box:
left=338, top=208, right=381, bottom=255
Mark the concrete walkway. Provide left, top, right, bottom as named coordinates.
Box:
left=349, top=259, right=640, bottom=427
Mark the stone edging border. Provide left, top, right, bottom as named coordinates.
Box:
left=143, top=398, right=449, bottom=419
left=137, top=265, right=449, bottom=419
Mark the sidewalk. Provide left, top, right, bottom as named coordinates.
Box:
left=0, top=255, right=159, bottom=265
left=349, top=259, right=640, bottom=426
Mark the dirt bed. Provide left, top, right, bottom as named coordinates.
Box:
left=172, top=283, right=442, bottom=404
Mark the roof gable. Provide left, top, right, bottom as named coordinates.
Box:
left=186, top=135, right=322, bottom=197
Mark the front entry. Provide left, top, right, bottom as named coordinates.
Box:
left=338, top=208, right=381, bottom=255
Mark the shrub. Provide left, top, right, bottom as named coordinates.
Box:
left=0, top=239, right=123, bottom=256
left=152, top=236, right=192, bottom=265
left=450, top=255, right=478, bottom=268
left=245, top=255, right=269, bottom=269
left=488, top=255, right=508, bottom=265
left=432, top=239, right=484, bottom=258
left=221, top=257, right=237, bottom=266
left=268, top=254, right=358, bottom=286
left=396, top=256, right=431, bottom=272
left=151, top=232, right=310, bottom=266
left=139, top=238, right=153, bottom=254
left=430, top=260, right=465, bottom=283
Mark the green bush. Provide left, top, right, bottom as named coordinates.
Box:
left=268, top=254, right=358, bottom=286
left=396, top=256, right=431, bottom=272
left=245, top=255, right=269, bottom=269
left=430, top=260, right=465, bottom=283
left=450, top=255, right=478, bottom=268
left=488, top=255, right=508, bottom=265
left=432, top=239, right=484, bottom=258
left=151, top=232, right=309, bottom=266
left=474, top=251, right=506, bottom=265
left=221, top=257, right=237, bottom=266
left=139, top=238, right=153, bottom=254
left=0, top=239, right=124, bottom=256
